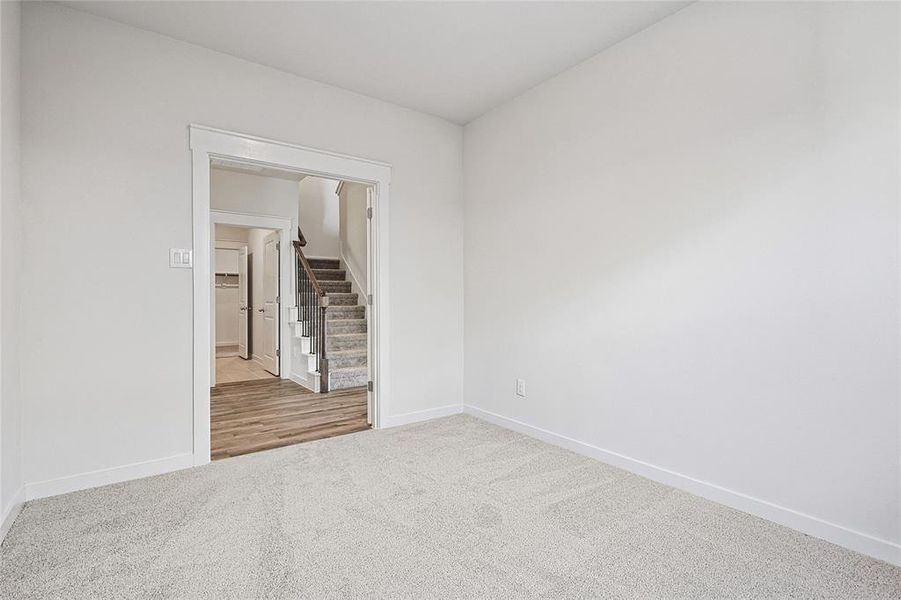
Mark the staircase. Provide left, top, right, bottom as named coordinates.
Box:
left=310, top=258, right=368, bottom=390
left=293, top=237, right=368, bottom=392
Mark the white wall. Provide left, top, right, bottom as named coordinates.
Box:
left=463, top=1, right=900, bottom=560
left=215, top=225, right=249, bottom=244
left=20, top=3, right=463, bottom=488
left=339, top=182, right=369, bottom=295
left=214, top=248, right=241, bottom=346
left=298, top=176, right=339, bottom=258
left=211, top=168, right=299, bottom=224
left=0, top=0, right=23, bottom=532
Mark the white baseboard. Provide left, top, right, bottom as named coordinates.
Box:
left=290, top=370, right=318, bottom=392
left=339, top=243, right=367, bottom=302
left=463, top=405, right=901, bottom=567
left=24, top=453, right=194, bottom=501
left=0, top=485, right=25, bottom=543
left=381, top=404, right=463, bottom=428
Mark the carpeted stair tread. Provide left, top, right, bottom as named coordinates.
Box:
left=328, top=349, right=368, bottom=368
left=328, top=366, right=369, bottom=390
left=329, top=348, right=367, bottom=356
left=326, top=333, right=367, bottom=352
left=313, top=268, right=346, bottom=281
left=330, top=366, right=367, bottom=376
left=326, top=306, right=365, bottom=319
left=325, top=292, right=359, bottom=306
left=296, top=257, right=370, bottom=390
left=320, top=281, right=352, bottom=293
left=327, top=333, right=367, bottom=340
left=306, top=258, right=340, bottom=269
left=326, top=319, right=367, bottom=334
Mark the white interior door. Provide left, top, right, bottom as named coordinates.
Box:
left=260, top=231, right=280, bottom=375
left=366, top=186, right=374, bottom=425
left=237, top=246, right=249, bottom=359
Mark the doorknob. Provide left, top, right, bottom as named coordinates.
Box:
left=257, top=308, right=265, bottom=313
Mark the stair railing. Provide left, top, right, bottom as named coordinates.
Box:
left=294, top=228, right=329, bottom=392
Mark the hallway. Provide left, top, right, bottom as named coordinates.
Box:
left=210, top=378, right=368, bottom=460
left=215, top=356, right=277, bottom=384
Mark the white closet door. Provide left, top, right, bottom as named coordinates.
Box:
left=259, top=231, right=280, bottom=375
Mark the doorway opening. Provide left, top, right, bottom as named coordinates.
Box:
left=199, top=138, right=384, bottom=462
left=213, top=222, right=281, bottom=383
left=191, top=125, right=391, bottom=466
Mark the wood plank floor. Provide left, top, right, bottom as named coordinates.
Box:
left=215, top=356, right=277, bottom=383
left=210, top=379, right=369, bottom=460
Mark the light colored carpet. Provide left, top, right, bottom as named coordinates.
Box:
left=1, top=415, right=899, bottom=599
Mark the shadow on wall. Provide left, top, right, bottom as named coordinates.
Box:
left=298, top=176, right=340, bottom=257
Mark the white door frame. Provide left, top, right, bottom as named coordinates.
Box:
left=237, top=245, right=249, bottom=360
left=210, top=212, right=294, bottom=386
left=365, top=187, right=375, bottom=426
left=191, top=124, right=391, bottom=466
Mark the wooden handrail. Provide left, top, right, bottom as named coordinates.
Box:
left=293, top=238, right=329, bottom=392
left=297, top=226, right=307, bottom=248
left=293, top=241, right=326, bottom=298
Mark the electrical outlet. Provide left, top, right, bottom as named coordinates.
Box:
left=515, top=378, right=526, bottom=397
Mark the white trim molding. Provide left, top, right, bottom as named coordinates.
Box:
left=289, top=370, right=318, bottom=393
left=463, top=405, right=901, bottom=567
left=381, top=404, right=463, bottom=429
left=190, top=125, right=392, bottom=467
left=24, top=454, right=194, bottom=502
left=0, top=486, right=25, bottom=543
left=210, top=210, right=294, bottom=387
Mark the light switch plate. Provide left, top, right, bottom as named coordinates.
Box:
left=169, top=248, right=193, bottom=268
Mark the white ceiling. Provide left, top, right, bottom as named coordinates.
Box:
left=60, top=1, right=691, bottom=124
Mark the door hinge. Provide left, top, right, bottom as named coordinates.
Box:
left=367, top=207, right=373, bottom=219
left=367, top=380, right=373, bottom=392
left=276, top=348, right=281, bottom=357
left=367, top=294, right=373, bottom=306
